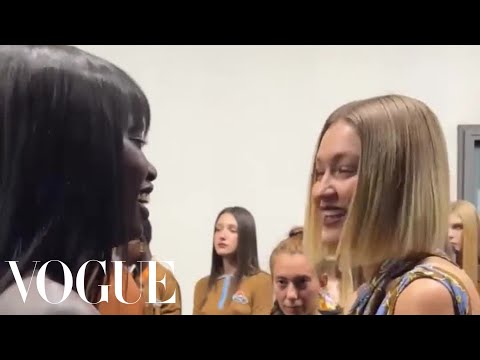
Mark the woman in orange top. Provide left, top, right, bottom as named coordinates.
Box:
left=96, top=247, right=146, bottom=315
left=193, top=206, right=272, bottom=315
left=128, top=219, right=182, bottom=315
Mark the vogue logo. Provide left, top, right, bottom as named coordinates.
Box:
left=6, top=260, right=176, bottom=305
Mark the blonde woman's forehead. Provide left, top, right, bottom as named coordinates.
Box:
left=316, top=121, right=360, bottom=163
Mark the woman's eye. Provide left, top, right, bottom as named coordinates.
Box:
left=130, top=137, right=146, bottom=149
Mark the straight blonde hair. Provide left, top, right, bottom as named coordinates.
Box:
left=450, top=200, right=479, bottom=284
left=304, top=95, right=450, bottom=305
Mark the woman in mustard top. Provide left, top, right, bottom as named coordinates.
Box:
left=96, top=258, right=146, bottom=315
left=193, top=206, right=273, bottom=315
left=128, top=219, right=182, bottom=315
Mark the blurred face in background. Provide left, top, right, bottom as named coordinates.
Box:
left=273, top=253, right=320, bottom=315
left=448, top=213, right=463, bottom=252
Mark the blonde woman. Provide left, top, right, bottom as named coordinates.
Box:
left=304, top=94, right=480, bottom=315
left=449, top=200, right=479, bottom=286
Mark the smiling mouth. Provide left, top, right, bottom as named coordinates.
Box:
left=138, top=193, right=150, bottom=204
left=321, top=208, right=346, bottom=226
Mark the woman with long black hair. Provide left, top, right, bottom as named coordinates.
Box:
left=0, top=45, right=156, bottom=314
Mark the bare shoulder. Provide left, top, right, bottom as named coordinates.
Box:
left=392, top=251, right=479, bottom=317
left=425, top=257, right=480, bottom=313
left=394, top=278, right=454, bottom=315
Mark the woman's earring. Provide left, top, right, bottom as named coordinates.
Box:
left=139, top=242, right=145, bottom=254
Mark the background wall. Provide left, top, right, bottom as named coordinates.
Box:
left=76, top=45, right=480, bottom=314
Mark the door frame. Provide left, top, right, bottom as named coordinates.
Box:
left=457, top=125, right=480, bottom=205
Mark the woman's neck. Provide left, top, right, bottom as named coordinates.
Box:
left=324, top=242, right=338, bottom=257
left=222, top=257, right=237, bottom=276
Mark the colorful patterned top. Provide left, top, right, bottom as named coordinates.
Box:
left=349, top=254, right=471, bottom=315
left=318, top=288, right=342, bottom=314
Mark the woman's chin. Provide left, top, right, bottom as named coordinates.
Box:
left=321, top=232, right=340, bottom=245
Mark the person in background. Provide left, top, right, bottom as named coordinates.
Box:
left=193, top=206, right=272, bottom=315
left=316, top=257, right=342, bottom=314
left=270, top=227, right=340, bottom=315
left=449, top=200, right=480, bottom=287
left=270, top=227, right=320, bottom=315
left=128, top=219, right=182, bottom=315
left=96, top=247, right=146, bottom=315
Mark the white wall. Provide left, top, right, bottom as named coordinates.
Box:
left=76, top=45, right=480, bottom=314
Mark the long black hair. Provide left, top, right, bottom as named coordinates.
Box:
left=0, top=45, right=149, bottom=299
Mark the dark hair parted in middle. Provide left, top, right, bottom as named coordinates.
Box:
left=206, top=206, right=260, bottom=296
